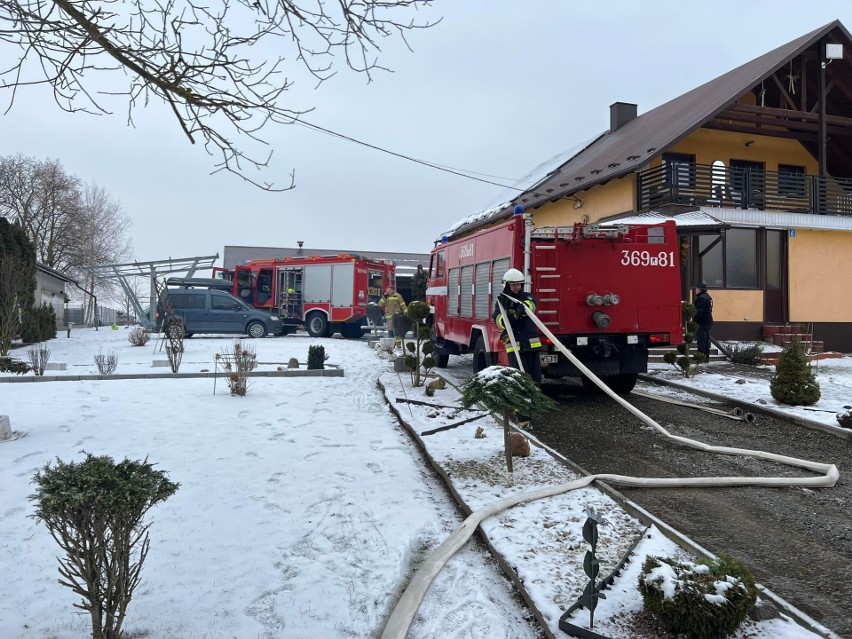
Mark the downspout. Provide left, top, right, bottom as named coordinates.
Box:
left=71, top=279, right=98, bottom=331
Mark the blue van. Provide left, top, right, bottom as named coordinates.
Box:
left=158, top=288, right=282, bottom=338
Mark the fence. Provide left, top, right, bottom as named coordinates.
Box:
left=65, top=304, right=118, bottom=327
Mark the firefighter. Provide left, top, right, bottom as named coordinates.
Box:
left=693, top=282, right=714, bottom=358
left=493, top=268, right=542, bottom=428
left=379, top=285, right=407, bottom=339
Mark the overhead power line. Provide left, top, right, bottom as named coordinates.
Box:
left=289, top=117, right=530, bottom=191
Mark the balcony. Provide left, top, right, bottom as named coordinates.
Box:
left=637, top=163, right=852, bottom=217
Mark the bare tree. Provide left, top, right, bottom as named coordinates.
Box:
left=0, top=154, right=83, bottom=270
left=73, top=182, right=132, bottom=325
left=0, top=253, right=31, bottom=355
left=0, top=1, right=439, bottom=189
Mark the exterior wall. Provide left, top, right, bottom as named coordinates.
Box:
left=702, top=289, right=764, bottom=323
left=35, top=270, right=67, bottom=328
left=664, top=128, right=818, bottom=174
left=533, top=177, right=635, bottom=226
left=788, top=229, right=852, bottom=322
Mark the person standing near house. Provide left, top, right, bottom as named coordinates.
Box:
left=379, top=285, right=407, bottom=339
left=693, top=282, right=714, bottom=358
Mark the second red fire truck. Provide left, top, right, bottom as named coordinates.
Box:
left=427, top=210, right=683, bottom=393
left=214, top=254, right=395, bottom=337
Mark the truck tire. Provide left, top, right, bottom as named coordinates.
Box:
left=472, top=337, right=492, bottom=375
left=429, top=323, right=450, bottom=367
left=306, top=312, right=328, bottom=338
left=581, top=373, right=637, bottom=395
left=247, top=321, right=267, bottom=338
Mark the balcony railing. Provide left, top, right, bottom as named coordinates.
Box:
left=637, top=163, right=852, bottom=217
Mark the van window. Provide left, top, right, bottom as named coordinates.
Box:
left=212, top=294, right=244, bottom=310
left=170, top=293, right=206, bottom=310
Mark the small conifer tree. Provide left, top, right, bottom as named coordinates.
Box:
left=461, top=366, right=557, bottom=472
left=663, top=301, right=705, bottom=377
left=770, top=337, right=821, bottom=406
left=403, top=301, right=435, bottom=387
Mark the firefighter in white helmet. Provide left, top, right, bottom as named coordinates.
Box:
left=492, top=268, right=542, bottom=427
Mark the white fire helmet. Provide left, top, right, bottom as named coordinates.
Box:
left=502, top=268, right=525, bottom=284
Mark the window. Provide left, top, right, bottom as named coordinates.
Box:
left=170, top=293, right=206, bottom=310
left=778, top=164, right=806, bottom=197
left=662, top=152, right=696, bottom=188
left=434, top=251, right=445, bottom=278
left=212, top=295, right=239, bottom=310
left=697, top=235, right=723, bottom=288
left=696, top=229, right=757, bottom=289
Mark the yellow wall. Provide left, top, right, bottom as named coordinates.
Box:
left=665, top=128, right=818, bottom=174
left=698, top=289, right=764, bottom=323
left=532, top=176, right=635, bottom=226
left=788, top=229, right=852, bottom=321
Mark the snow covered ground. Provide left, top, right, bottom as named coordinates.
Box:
left=645, top=353, right=852, bottom=431
left=0, top=327, right=846, bottom=638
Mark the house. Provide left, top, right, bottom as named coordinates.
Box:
left=35, top=264, right=76, bottom=329
left=447, top=20, right=852, bottom=353
left=223, top=246, right=430, bottom=302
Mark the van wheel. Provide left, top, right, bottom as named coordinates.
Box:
left=247, top=321, right=267, bottom=338
left=306, top=312, right=328, bottom=338
left=472, top=337, right=491, bottom=375
left=435, top=352, right=450, bottom=368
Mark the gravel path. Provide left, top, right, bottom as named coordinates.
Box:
left=529, top=381, right=852, bottom=638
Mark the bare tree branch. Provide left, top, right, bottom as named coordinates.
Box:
left=0, top=0, right=439, bottom=189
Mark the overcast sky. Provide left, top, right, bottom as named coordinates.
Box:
left=3, top=1, right=852, bottom=265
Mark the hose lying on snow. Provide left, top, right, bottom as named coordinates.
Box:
left=631, top=389, right=757, bottom=424
left=380, top=301, right=839, bottom=639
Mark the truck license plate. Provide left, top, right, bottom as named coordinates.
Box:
left=540, top=354, right=558, bottom=364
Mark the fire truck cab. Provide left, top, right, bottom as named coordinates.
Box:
left=427, top=214, right=683, bottom=393
left=214, top=254, right=394, bottom=338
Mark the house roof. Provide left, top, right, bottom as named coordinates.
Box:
left=448, top=20, right=852, bottom=239
left=36, top=263, right=77, bottom=284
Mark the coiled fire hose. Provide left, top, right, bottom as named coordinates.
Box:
left=380, top=298, right=838, bottom=639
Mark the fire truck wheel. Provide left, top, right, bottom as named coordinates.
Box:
left=247, top=321, right=267, bottom=338
left=435, top=352, right=449, bottom=368
left=472, top=337, right=492, bottom=374
left=581, top=373, right=637, bottom=395
left=306, top=312, right=328, bottom=338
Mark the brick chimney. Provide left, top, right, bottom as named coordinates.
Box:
left=610, top=102, right=638, bottom=132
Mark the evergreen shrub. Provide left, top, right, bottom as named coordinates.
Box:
left=307, top=344, right=326, bottom=370
left=770, top=337, right=820, bottom=406
left=20, top=303, right=56, bottom=343
left=639, top=554, right=757, bottom=639
left=729, top=342, right=765, bottom=366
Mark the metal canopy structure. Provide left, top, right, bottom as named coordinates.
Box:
left=82, top=255, right=219, bottom=328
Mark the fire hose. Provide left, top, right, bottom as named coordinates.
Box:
left=380, top=298, right=838, bottom=639
left=631, top=389, right=758, bottom=424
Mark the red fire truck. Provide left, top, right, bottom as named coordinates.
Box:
left=427, top=213, right=683, bottom=393
left=214, top=254, right=395, bottom=338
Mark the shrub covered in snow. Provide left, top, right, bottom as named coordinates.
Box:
left=770, top=337, right=820, bottom=406
left=639, top=554, right=757, bottom=639
left=837, top=406, right=852, bottom=430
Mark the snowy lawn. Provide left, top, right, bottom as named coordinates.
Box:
left=0, top=327, right=842, bottom=638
